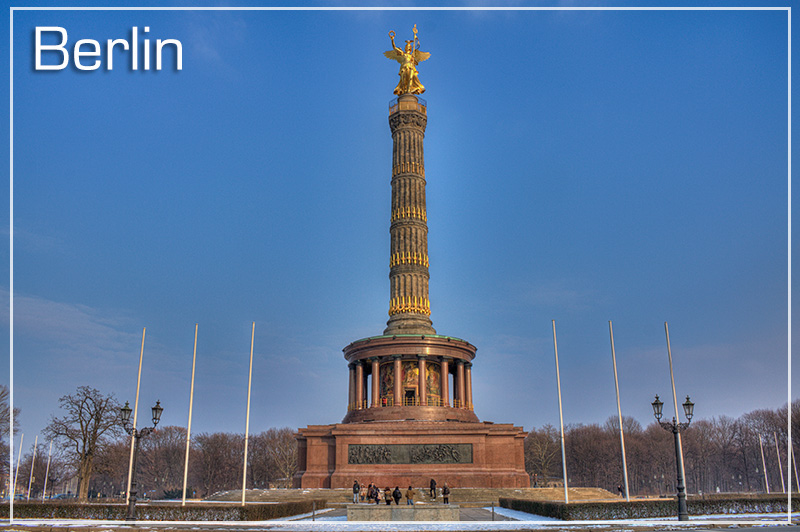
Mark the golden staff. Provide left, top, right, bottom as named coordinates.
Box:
left=413, top=24, right=419, bottom=52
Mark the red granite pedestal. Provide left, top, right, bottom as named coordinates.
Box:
left=294, top=419, right=528, bottom=489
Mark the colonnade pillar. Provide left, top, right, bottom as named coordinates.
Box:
left=440, top=357, right=450, bottom=407
left=456, top=360, right=465, bottom=408
left=418, top=355, right=427, bottom=406
left=465, top=362, right=473, bottom=410
left=348, top=355, right=474, bottom=411
left=355, top=362, right=364, bottom=409
left=393, top=356, right=402, bottom=406
left=371, top=359, right=380, bottom=407
left=348, top=363, right=356, bottom=409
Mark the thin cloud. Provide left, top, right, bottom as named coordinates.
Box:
left=12, top=226, right=66, bottom=256
left=182, top=12, right=248, bottom=67
left=514, top=280, right=599, bottom=311
left=11, top=290, right=139, bottom=361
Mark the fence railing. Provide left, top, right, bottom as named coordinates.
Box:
left=389, top=97, right=427, bottom=115
left=348, top=396, right=472, bottom=411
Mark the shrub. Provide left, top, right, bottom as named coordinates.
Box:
left=499, top=495, right=800, bottom=520
left=0, top=500, right=327, bottom=521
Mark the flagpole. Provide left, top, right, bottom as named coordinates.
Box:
left=664, top=322, right=687, bottom=493
left=26, top=435, right=37, bottom=500
left=182, top=324, right=199, bottom=507
left=241, top=322, right=255, bottom=506
left=41, top=441, right=52, bottom=502
left=126, top=328, right=145, bottom=505
left=609, top=321, right=630, bottom=501
left=774, top=432, right=786, bottom=493
left=12, top=433, right=22, bottom=498
left=759, top=433, right=771, bottom=493
left=552, top=320, right=568, bottom=504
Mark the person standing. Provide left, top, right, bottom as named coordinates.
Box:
left=429, top=478, right=437, bottom=500
left=352, top=480, right=360, bottom=504
left=405, top=486, right=416, bottom=505
left=376, top=486, right=383, bottom=504
left=441, top=483, right=450, bottom=504
left=384, top=487, right=392, bottom=505
left=392, top=486, right=402, bottom=505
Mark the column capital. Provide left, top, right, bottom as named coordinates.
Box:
left=388, top=112, right=427, bottom=133
left=440, top=356, right=452, bottom=363
left=393, top=354, right=403, bottom=360
left=465, top=362, right=473, bottom=369
left=417, top=353, right=427, bottom=359
left=348, top=362, right=355, bottom=370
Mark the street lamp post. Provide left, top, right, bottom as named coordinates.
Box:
left=652, top=394, right=694, bottom=521
left=120, top=400, right=163, bottom=521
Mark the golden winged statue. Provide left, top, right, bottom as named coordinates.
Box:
left=384, top=25, right=430, bottom=95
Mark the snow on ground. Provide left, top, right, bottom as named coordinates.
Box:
left=276, top=508, right=339, bottom=521
left=248, top=509, right=799, bottom=529
left=1, top=512, right=796, bottom=531
left=482, top=507, right=562, bottom=522
left=484, top=508, right=798, bottom=523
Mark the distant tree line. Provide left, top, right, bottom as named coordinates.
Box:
left=2, top=386, right=297, bottom=501
left=525, top=400, right=800, bottom=496
left=85, top=425, right=297, bottom=500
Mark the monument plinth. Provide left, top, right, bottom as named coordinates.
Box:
left=294, top=29, right=528, bottom=490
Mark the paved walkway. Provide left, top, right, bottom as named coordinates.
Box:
left=458, top=507, right=516, bottom=521
left=297, top=506, right=516, bottom=521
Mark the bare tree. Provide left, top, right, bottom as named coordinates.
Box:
left=248, top=428, right=297, bottom=488
left=0, top=385, right=20, bottom=498
left=44, top=386, right=122, bottom=500
left=603, top=415, right=643, bottom=435
left=0, top=385, right=20, bottom=439
left=192, top=432, right=244, bottom=497
left=267, top=427, right=298, bottom=486
left=524, top=424, right=560, bottom=486
left=138, top=426, right=187, bottom=498
left=90, top=437, right=130, bottom=499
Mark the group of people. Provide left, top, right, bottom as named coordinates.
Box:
left=352, top=479, right=450, bottom=505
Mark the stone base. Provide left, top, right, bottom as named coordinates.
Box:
left=294, top=420, right=529, bottom=489
left=347, top=504, right=459, bottom=521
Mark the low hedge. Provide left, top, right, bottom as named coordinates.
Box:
left=499, top=495, right=799, bottom=520
left=0, top=500, right=327, bottom=521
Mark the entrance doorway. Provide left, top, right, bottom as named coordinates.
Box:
left=404, top=389, right=416, bottom=406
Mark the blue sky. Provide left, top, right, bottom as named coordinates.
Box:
left=2, top=2, right=793, bottom=453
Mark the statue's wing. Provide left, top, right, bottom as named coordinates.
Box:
left=384, top=49, right=404, bottom=62
left=414, top=50, right=431, bottom=63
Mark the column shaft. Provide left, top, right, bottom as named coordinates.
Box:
left=355, top=363, right=364, bottom=410
left=348, top=364, right=355, bottom=410
left=465, top=363, right=473, bottom=410
left=418, top=356, right=427, bottom=406
left=393, top=357, right=402, bottom=406
left=456, top=361, right=465, bottom=408
left=440, top=358, right=450, bottom=407
left=385, top=95, right=435, bottom=336
left=371, top=359, right=380, bottom=407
